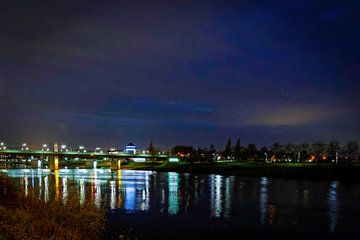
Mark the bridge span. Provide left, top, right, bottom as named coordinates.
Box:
left=0, top=149, right=170, bottom=171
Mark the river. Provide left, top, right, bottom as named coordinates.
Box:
left=1, top=168, right=360, bottom=239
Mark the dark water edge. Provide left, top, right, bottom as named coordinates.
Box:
left=123, top=162, right=360, bottom=182
left=105, top=210, right=353, bottom=240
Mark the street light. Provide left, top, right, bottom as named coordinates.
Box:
left=78, top=146, right=86, bottom=153
left=42, top=144, right=48, bottom=151
left=21, top=143, right=27, bottom=151
left=61, top=145, right=67, bottom=152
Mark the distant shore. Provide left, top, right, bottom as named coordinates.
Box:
left=121, top=161, right=360, bottom=182
left=1, top=161, right=360, bottom=182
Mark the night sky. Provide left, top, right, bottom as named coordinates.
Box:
left=1, top=0, right=359, bottom=150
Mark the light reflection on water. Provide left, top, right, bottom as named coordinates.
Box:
left=1, top=168, right=360, bottom=236
left=259, top=177, right=269, bottom=225
left=328, top=181, right=340, bottom=233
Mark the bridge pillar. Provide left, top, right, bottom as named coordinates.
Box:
left=111, top=159, right=121, bottom=171
left=31, top=159, right=42, bottom=168
left=50, top=156, right=59, bottom=171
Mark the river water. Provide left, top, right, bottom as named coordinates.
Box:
left=1, top=169, right=360, bottom=239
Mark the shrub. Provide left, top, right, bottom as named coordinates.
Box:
left=0, top=174, right=105, bottom=240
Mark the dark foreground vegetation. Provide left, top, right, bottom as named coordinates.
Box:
left=123, top=161, right=360, bottom=182
left=0, top=174, right=105, bottom=240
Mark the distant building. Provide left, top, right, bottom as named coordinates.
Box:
left=125, top=142, right=136, bottom=154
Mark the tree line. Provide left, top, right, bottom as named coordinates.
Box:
left=148, top=139, right=360, bottom=164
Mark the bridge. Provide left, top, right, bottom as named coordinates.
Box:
left=0, top=149, right=170, bottom=171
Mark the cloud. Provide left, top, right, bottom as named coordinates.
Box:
left=242, top=104, right=354, bottom=126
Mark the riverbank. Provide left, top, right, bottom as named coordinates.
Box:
left=121, top=161, right=360, bottom=182
left=0, top=174, right=105, bottom=240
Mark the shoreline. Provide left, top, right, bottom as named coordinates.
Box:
left=121, top=162, right=360, bottom=182
left=2, top=161, right=360, bottom=182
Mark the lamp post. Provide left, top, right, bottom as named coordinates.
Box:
left=21, top=143, right=28, bottom=151
left=0, top=142, right=5, bottom=150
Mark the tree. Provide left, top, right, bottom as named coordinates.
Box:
left=210, top=144, right=216, bottom=154
left=209, top=144, right=216, bottom=162
left=344, top=141, right=359, bottom=163
left=224, top=138, right=232, bottom=159
left=270, top=142, right=282, bottom=160
left=311, top=141, right=326, bottom=163
left=327, top=141, right=340, bottom=162
left=284, top=143, right=295, bottom=161
left=245, top=144, right=258, bottom=161
left=172, top=145, right=195, bottom=163
left=260, top=146, right=269, bottom=162
left=299, top=143, right=310, bottom=162
left=233, top=138, right=241, bottom=160
left=148, top=140, right=156, bottom=155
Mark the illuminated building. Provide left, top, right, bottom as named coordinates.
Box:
left=125, top=142, right=136, bottom=154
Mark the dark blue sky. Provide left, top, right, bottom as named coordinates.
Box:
left=1, top=0, right=359, bottom=150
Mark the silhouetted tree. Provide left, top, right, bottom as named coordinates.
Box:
left=344, top=141, right=359, bottom=163
left=233, top=138, right=241, bottom=160
left=284, top=143, right=295, bottom=161
left=311, top=141, right=326, bottom=163
left=327, top=141, right=340, bottom=162
left=172, top=145, right=195, bottom=163
left=260, top=146, right=269, bottom=161
left=148, top=140, right=156, bottom=155
left=245, top=144, right=258, bottom=161
left=270, top=142, right=282, bottom=160
left=209, top=144, right=216, bottom=162
left=224, top=138, right=232, bottom=159
left=299, top=143, right=310, bottom=162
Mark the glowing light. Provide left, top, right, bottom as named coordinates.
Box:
left=169, top=157, right=179, bottom=162
left=133, top=158, right=146, bottom=162
left=168, top=172, right=179, bottom=215
left=54, top=170, right=60, bottom=201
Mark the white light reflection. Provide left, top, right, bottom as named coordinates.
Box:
left=94, top=173, right=101, bottom=209
left=141, top=171, right=150, bottom=211
left=44, top=175, right=49, bottom=202
left=124, top=187, right=135, bottom=211
left=38, top=170, right=42, bottom=198
left=31, top=170, right=35, bottom=188
left=328, top=181, right=340, bottom=233
left=215, top=175, right=222, bottom=217
left=168, top=172, right=179, bottom=215
left=79, top=178, right=85, bottom=206
left=259, top=177, right=269, bottom=225
left=24, top=177, right=29, bottom=196
left=62, top=177, right=68, bottom=203
left=210, top=174, right=223, bottom=218
left=224, top=177, right=232, bottom=218
left=110, top=180, right=116, bottom=209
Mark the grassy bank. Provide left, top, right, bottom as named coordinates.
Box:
left=122, top=161, right=360, bottom=181
left=0, top=174, right=105, bottom=240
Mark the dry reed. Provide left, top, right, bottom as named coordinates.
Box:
left=0, top=174, right=105, bottom=240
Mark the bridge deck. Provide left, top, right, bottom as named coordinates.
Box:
left=0, top=149, right=168, bottom=159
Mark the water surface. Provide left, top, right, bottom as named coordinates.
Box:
left=2, top=169, right=360, bottom=239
